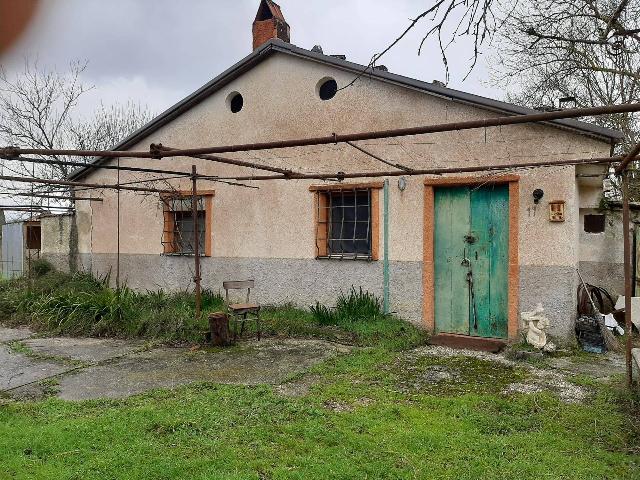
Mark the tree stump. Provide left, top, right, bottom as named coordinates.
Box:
left=208, top=312, right=231, bottom=346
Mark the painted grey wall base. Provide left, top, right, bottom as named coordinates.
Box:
left=519, top=265, right=578, bottom=341
left=60, top=253, right=581, bottom=342
left=76, top=254, right=424, bottom=322
left=41, top=253, right=93, bottom=278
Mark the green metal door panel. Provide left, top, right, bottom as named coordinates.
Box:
left=487, top=185, right=510, bottom=338
left=434, top=187, right=470, bottom=334
left=469, top=187, right=491, bottom=336
left=470, top=184, right=509, bottom=338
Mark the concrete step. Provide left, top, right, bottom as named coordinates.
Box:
left=429, top=333, right=506, bottom=353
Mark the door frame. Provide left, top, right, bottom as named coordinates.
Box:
left=423, top=175, right=520, bottom=341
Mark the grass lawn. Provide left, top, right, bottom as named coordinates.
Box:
left=2, top=343, right=639, bottom=479
left=0, top=265, right=639, bottom=479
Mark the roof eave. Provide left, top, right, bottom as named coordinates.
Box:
left=69, top=38, right=623, bottom=181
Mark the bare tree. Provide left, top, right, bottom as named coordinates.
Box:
left=489, top=0, right=639, bottom=195
left=355, top=1, right=639, bottom=84
left=0, top=60, right=153, bottom=208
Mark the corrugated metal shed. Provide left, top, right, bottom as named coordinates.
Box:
left=1, top=222, right=24, bottom=279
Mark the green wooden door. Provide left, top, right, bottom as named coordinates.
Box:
left=434, top=184, right=509, bottom=338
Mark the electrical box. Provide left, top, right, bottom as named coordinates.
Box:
left=549, top=200, right=565, bottom=222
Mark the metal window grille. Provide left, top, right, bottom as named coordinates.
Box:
left=316, top=188, right=372, bottom=260
left=161, top=195, right=206, bottom=255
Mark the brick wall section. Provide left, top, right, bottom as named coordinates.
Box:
left=253, top=19, right=290, bottom=50
left=253, top=20, right=277, bottom=50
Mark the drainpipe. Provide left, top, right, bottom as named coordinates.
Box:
left=383, top=179, right=390, bottom=314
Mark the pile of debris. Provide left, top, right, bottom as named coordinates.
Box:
left=575, top=270, right=625, bottom=354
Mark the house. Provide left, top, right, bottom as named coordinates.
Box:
left=62, top=0, right=625, bottom=343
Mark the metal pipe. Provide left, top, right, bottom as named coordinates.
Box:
left=0, top=173, right=172, bottom=193
left=614, top=142, right=640, bottom=175
left=191, top=165, right=202, bottom=321
left=145, top=103, right=640, bottom=156
left=154, top=144, right=296, bottom=176
left=346, top=141, right=413, bottom=172
left=212, top=155, right=629, bottom=182
left=116, top=157, right=121, bottom=292
left=0, top=204, right=73, bottom=208
left=623, top=171, right=634, bottom=387
left=0, top=192, right=102, bottom=201
left=0, top=206, right=73, bottom=211
left=3, top=155, right=246, bottom=185
left=2, top=103, right=638, bottom=159
left=383, top=179, right=390, bottom=314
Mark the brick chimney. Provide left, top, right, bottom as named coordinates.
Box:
left=252, top=0, right=290, bottom=50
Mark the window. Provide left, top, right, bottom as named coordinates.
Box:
left=311, top=183, right=381, bottom=260
left=25, top=223, right=41, bottom=250
left=317, top=78, right=337, bottom=100
left=584, top=213, right=605, bottom=233
left=161, top=193, right=213, bottom=256
left=227, top=92, right=243, bottom=113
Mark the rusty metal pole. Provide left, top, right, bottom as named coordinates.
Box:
left=622, top=171, right=633, bottom=386
left=116, top=157, right=121, bottom=291
left=191, top=165, right=202, bottom=320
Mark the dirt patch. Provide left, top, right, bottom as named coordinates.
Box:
left=390, top=346, right=527, bottom=396
left=394, top=345, right=591, bottom=403
left=548, top=353, right=625, bottom=381
left=276, top=373, right=323, bottom=398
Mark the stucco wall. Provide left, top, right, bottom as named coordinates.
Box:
left=40, top=214, right=75, bottom=272
left=73, top=51, right=612, bottom=340
left=576, top=167, right=634, bottom=300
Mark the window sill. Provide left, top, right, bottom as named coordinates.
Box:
left=162, top=253, right=209, bottom=257
left=316, top=255, right=375, bottom=261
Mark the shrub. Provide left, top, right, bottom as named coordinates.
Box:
left=30, top=259, right=54, bottom=277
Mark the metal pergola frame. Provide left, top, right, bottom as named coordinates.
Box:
left=1, top=102, right=639, bottom=386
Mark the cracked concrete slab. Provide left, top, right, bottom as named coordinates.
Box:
left=0, top=326, right=33, bottom=343
left=0, top=345, right=70, bottom=391
left=55, top=338, right=350, bottom=401
left=22, top=337, right=144, bottom=363
left=548, top=354, right=625, bottom=380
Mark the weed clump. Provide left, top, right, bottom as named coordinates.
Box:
left=0, top=267, right=223, bottom=341
left=311, top=287, right=384, bottom=325
left=30, top=259, right=54, bottom=277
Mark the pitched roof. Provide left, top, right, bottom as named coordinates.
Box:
left=69, top=39, right=622, bottom=180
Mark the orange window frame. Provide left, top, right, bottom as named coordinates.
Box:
left=161, top=190, right=214, bottom=257
left=309, top=182, right=382, bottom=260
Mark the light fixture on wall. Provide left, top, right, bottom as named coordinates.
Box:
left=533, top=189, right=544, bottom=204
left=398, top=176, right=408, bottom=191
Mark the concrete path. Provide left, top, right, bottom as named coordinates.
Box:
left=0, top=326, right=33, bottom=343
left=0, top=326, right=350, bottom=401
left=0, top=345, right=71, bottom=391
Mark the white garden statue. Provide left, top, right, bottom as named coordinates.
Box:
left=521, top=303, right=551, bottom=349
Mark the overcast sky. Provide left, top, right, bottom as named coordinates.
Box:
left=1, top=0, right=502, bottom=118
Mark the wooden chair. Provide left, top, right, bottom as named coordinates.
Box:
left=223, top=280, right=261, bottom=341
